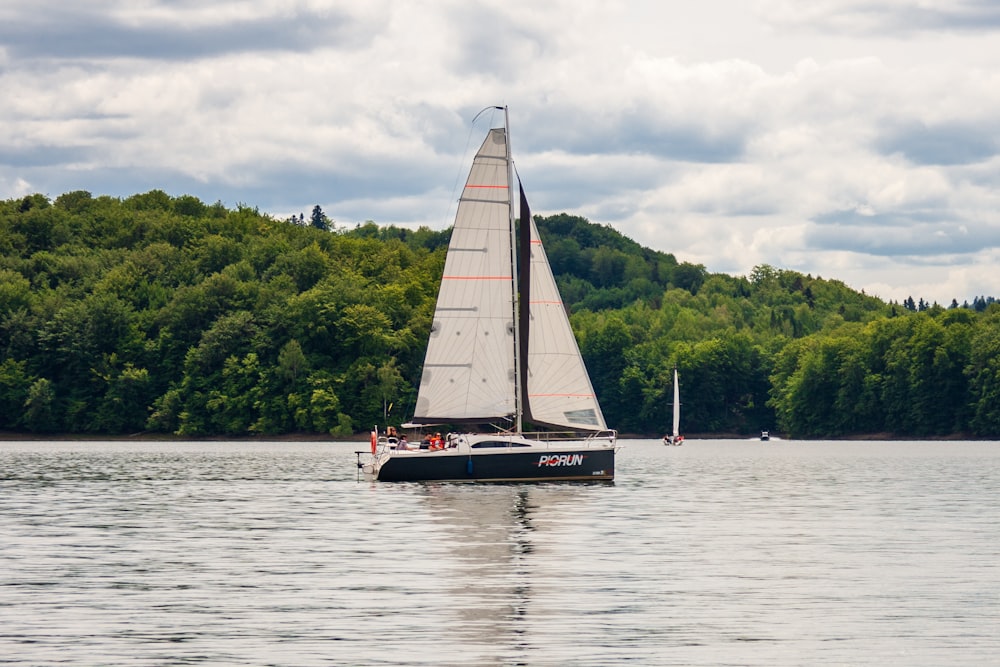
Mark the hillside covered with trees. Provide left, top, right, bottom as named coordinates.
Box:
left=2, top=190, right=998, bottom=438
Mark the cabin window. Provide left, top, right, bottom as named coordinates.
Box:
left=471, top=441, right=531, bottom=448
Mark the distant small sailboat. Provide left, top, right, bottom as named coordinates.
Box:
left=663, top=368, right=683, bottom=446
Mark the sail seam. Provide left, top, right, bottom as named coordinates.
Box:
left=458, top=197, right=508, bottom=204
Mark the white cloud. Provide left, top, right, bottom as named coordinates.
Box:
left=1, top=0, right=999, bottom=304
left=758, top=0, right=1000, bottom=34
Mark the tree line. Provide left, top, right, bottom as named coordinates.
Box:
left=1, top=190, right=998, bottom=438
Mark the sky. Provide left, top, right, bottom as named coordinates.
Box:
left=2, top=0, right=999, bottom=306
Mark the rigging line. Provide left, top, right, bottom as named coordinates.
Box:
left=441, top=106, right=507, bottom=230
left=441, top=124, right=479, bottom=229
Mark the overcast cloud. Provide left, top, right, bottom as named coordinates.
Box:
left=2, top=0, right=999, bottom=304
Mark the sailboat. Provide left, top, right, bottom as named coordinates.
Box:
left=662, top=368, right=683, bottom=445
left=362, top=107, right=617, bottom=482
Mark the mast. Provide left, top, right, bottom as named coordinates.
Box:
left=504, top=105, right=523, bottom=433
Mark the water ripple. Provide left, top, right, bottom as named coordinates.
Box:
left=1, top=439, right=998, bottom=665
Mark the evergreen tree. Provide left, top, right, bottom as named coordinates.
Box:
left=310, top=205, right=329, bottom=231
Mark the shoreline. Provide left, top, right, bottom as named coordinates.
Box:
left=0, top=431, right=989, bottom=442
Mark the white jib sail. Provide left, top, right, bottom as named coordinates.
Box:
left=525, top=216, right=607, bottom=432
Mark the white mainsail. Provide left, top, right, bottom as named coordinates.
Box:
left=412, top=128, right=516, bottom=423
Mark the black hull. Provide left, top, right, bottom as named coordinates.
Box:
left=376, top=448, right=615, bottom=482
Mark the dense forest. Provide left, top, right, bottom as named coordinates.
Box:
left=2, top=190, right=999, bottom=438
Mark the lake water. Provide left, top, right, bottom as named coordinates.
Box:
left=1, top=439, right=998, bottom=666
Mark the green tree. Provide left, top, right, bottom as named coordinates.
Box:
left=376, top=358, right=406, bottom=424
left=173, top=311, right=261, bottom=435
left=967, top=310, right=1000, bottom=436
left=578, top=313, right=631, bottom=427
left=206, top=352, right=263, bottom=433
left=23, top=377, right=57, bottom=432
left=310, top=205, right=330, bottom=231
left=93, top=361, right=153, bottom=432
left=0, top=358, right=33, bottom=429
left=683, top=333, right=769, bottom=433
left=673, top=262, right=707, bottom=294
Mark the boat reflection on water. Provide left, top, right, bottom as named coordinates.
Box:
left=413, top=483, right=587, bottom=655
